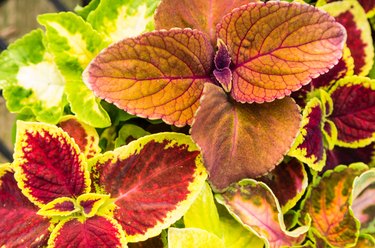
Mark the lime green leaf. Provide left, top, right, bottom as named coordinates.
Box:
left=87, top=0, right=159, bottom=43
left=74, top=0, right=100, bottom=20
left=65, top=80, right=111, bottom=128
left=184, top=183, right=222, bottom=238
left=168, top=228, right=224, bottom=248
left=114, top=124, right=150, bottom=148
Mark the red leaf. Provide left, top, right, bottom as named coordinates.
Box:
left=154, top=0, right=252, bottom=44
left=0, top=166, right=50, bottom=247
left=328, top=76, right=375, bottom=147
left=191, top=84, right=301, bottom=191
left=48, top=216, right=126, bottom=247
left=90, top=133, right=207, bottom=242
left=84, top=29, right=214, bottom=127
left=217, top=1, right=346, bottom=103
left=13, top=121, right=90, bottom=207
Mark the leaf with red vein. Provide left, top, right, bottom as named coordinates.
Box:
left=328, top=76, right=375, bottom=148
left=302, top=163, right=368, bottom=247
left=37, top=197, right=77, bottom=217
left=0, top=165, right=50, bottom=247
left=89, top=133, right=207, bottom=242
left=48, top=216, right=126, bottom=248
left=318, top=0, right=375, bottom=18
left=321, top=0, right=374, bottom=76
left=13, top=121, right=91, bottom=207
left=311, top=46, right=354, bottom=89
left=259, top=159, right=308, bottom=213
left=190, top=84, right=301, bottom=191
left=83, top=29, right=214, bottom=127
left=58, top=115, right=100, bottom=159
left=154, top=0, right=253, bottom=44
left=289, top=98, right=327, bottom=171
left=77, top=193, right=111, bottom=218
left=216, top=1, right=346, bottom=103
left=325, top=144, right=375, bottom=172
left=216, top=179, right=308, bottom=248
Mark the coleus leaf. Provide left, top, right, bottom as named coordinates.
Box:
left=216, top=179, right=309, bottom=248
left=328, top=76, right=375, bottom=148
left=356, top=234, right=375, bottom=248
left=325, top=143, right=375, bottom=171
left=114, top=123, right=150, bottom=148
left=38, top=13, right=111, bottom=128
left=168, top=227, right=224, bottom=248
left=317, top=0, right=375, bottom=18
left=76, top=193, right=111, bottom=218
left=0, top=164, right=50, bottom=247
left=89, top=133, right=207, bottom=242
left=289, top=97, right=328, bottom=171
left=301, top=163, right=369, bottom=247
left=48, top=216, right=126, bottom=247
left=13, top=121, right=91, bottom=207
left=320, top=0, right=374, bottom=76
left=190, top=84, right=301, bottom=191
left=87, top=0, right=159, bottom=43
left=58, top=115, right=101, bottom=159
left=352, top=168, right=375, bottom=234
left=84, top=29, right=214, bottom=127
left=37, top=197, right=77, bottom=217
left=217, top=1, right=346, bottom=103
left=259, top=159, right=308, bottom=213
left=310, top=46, right=354, bottom=89
left=74, top=0, right=100, bottom=20
left=0, top=29, right=65, bottom=123
left=154, top=0, right=253, bottom=45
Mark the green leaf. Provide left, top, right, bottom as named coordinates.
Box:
left=87, top=0, right=160, bottom=43
left=65, top=80, right=111, bottom=128
left=74, top=0, right=100, bottom=20
left=184, top=183, right=222, bottom=238
left=168, top=228, right=224, bottom=248
left=114, top=123, right=150, bottom=148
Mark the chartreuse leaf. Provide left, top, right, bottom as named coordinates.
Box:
left=216, top=179, right=309, bottom=248
left=320, top=0, right=374, bottom=76
left=87, top=0, right=159, bottom=43
left=0, top=29, right=65, bottom=123
left=114, top=123, right=150, bottom=148
left=302, top=163, right=369, bottom=247
left=84, top=29, right=214, bottom=127
left=183, top=183, right=222, bottom=238
left=259, top=159, right=308, bottom=213
left=352, top=168, right=375, bottom=233
left=168, top=228, right=224, bottom=248
left=37, top=197, right=77, bottom=217
left=356, top=234, right=375, bottom=247
left=89, top=132, right=207, bottom=242
left=191, top=84, right=301, bottom=191
left=0, top=164, right=50, bottom=247
left=13, top=121, right=91, bottom=208
left=289, top=98, right=327, bottom=171
left=216, top=1, right=346, bottom=103
left=38, top=12, right=111, bottom=128
left=74, top=0, right=100, bottom=20
left=48, top=215, right=126, bottom=248
left=181, top=181, right=264, bottom=248
left=58, top=115, right=100, bottom=159
left=154, top=0, right=252, bottom=44
left=328, top=76, right=375, bottom=148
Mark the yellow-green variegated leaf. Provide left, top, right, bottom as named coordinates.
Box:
left=87, top=0, right=159, bottom=43
left=76, top=193, right=111, bottom=218
left=0, top=29, right=65, bottom=123
left=37, top=197, right=78, bottom=217
left=37, top=13, right=111, bottom=128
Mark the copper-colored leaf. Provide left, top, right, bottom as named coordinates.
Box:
left=84, top=29, right=214, bottom=127
left=191, top=84, right=301, bottom=191
left=217, top=1, right=346, bottom=103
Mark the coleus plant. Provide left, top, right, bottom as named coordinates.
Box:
left=0, top=118, right=206, bottom=246
left=0, top=0, right=375, bottom=247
